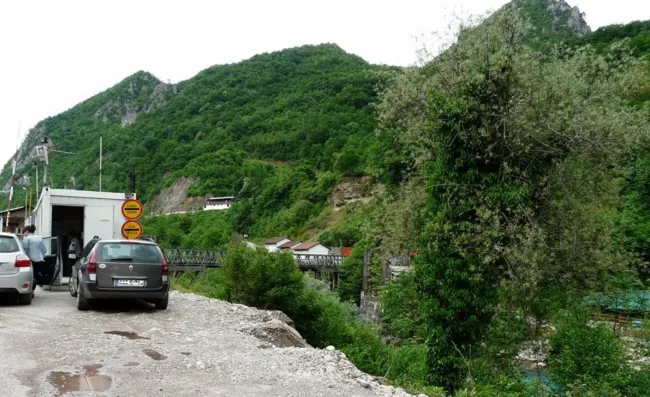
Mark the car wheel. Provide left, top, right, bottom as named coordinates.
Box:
left=154, top=295, right=169, bottom=310
left=69, top=274, right=78, bottom=297
left=76, top=288, right=91, bottom=311
left=18, top=293, right=33, bottom=305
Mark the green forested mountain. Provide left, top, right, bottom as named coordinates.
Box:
left=1, top=43, right=389, bottom=193
left=0, top=44, right=400, bottom=241
left=2, top=1, right=646, bottom=247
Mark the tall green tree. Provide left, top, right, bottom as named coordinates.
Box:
left=377, top=5, right=650, bottom=392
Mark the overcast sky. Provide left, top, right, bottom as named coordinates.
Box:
left=1, top=0, right=648, bottom=170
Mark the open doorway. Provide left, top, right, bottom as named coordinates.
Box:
left=51, top=205, right=84, bottom=278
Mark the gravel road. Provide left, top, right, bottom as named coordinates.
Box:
left=0, top=289, right=419, bottom=397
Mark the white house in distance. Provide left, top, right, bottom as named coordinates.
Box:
left=292, top=242, right=330, bottom=257
left=264, top=236, right=291, bottom=252
left=204, top=196, right=234, bottom=211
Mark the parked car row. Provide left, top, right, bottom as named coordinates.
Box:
left=0, top=232, right=169, bottom=310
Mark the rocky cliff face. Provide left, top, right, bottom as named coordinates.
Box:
left=1, top=70, right=177, bottom=192
left=507, top=0, right=592, bottom=39
left=329, top=176, right=384, bottom=210
left=92, top=72, right=177, bottom=127
left=545, top=0, right=591, bottom=36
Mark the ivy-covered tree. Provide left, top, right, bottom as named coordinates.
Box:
left=378, top=5, right=650, bottom=393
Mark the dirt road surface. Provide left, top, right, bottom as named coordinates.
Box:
left=0, top=289, right=418, bottom=397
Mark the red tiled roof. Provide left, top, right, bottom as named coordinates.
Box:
left=292, top=242, right=321, bottom=251
left=264, top=236, right=288, bottom=244
left=340, top=247, right=352, bottom=257
left=278, top=240, right=299, bottom=249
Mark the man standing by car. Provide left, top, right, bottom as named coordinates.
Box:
left=23, top=225, right=46, bottom=297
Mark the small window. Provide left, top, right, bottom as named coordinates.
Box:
left=44, top=238, right=58, bottom=256
left=0, top=236, right=20, bottom=253
left=80, top=239, right=99, bottom=258
left=97, top=242, right=161, bottom=263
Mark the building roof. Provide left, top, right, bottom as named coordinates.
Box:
left=278, top=240, right=300, bottom=249
left=264, top=236, right=288, bottom=244
left=42, top=188, right=127, bottom=200
left=0, top=206, right=26, bottom=216
left=340, top=247, right=352, bottom=257
left=292, top=242, right=325, bottom=251
left=0, top=206, right=28, bottom=226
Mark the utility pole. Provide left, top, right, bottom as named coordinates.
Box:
left=5, top=123, right=20, bottom=231
left=128, top=170, right=136, bottom=199
left=99, top=136, right=103, bottom=192
left=35, top=164, right=39, bottom=201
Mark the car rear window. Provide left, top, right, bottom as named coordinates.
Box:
left=0, top=236, right=20, bottom=253
left=96, top=243, right=161, bottom=263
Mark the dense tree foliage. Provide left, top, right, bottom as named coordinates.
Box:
left=567, top=20, right=650, bottom=56
left=376, top=6, right=650, bottom=395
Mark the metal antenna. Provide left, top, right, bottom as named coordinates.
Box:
left=33, top=136, right=74, bottom=189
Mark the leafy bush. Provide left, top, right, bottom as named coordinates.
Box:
left=221, top=244, right=303, bottom=311
left=547, top=309, right=650, bottom=394
left=548, top=310, right=624, bottom=386
left=172, top=270, right=228, bottom=300
left=380, top=271, right=426, bottom=342
left=336, top=247, right=365, bottom=305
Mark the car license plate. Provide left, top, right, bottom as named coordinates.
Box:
left=114, top=279, right=146, bottom=287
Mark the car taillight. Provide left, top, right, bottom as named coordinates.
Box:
left=15, top=255, right=31, bottom=268
left=161, top=255, right=168, bottom=276
left=87, top=250, right=97, bottom=274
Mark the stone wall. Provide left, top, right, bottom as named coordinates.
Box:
left=359, top=291, right=380, bottom=323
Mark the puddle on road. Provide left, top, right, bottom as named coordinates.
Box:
left=104, top=330, right=150, bottom=340
left=143, top=348, right=167, bottom=361
left=48, top=364, right=112, bottom=394
left=83, top=364, right=103, bottom=376
left=124, top=362, right=140, bottom=367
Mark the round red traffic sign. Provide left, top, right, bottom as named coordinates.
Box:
left=121, top=220, right=144, bottom=240
left=121, top=199, right=144, bottom=220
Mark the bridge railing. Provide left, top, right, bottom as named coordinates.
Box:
left=293, top=254, right=344, bottom=270
left=162, top=248, right=344, bottom=272
left=162, top=248, right=226, bottom=268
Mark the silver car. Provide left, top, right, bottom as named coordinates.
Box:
left=0, top=232, right=34, bottom=305
left=74, top=239, right=170, bottom=311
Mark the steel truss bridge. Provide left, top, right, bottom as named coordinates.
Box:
left=163, top=248, right=344, bottom=272
left=163, top=248, right=344, bottom=288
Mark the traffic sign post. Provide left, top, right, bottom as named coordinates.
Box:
left=121, top=220, right=144, bottom=240
left=121, top=198, right=144, bottom=240
left=121, top=199, right=143, bottom=220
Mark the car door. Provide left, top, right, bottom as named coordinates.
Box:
left=33, top=236, right=62, bottom=285
left=72, top=239, right=99, bottom=288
